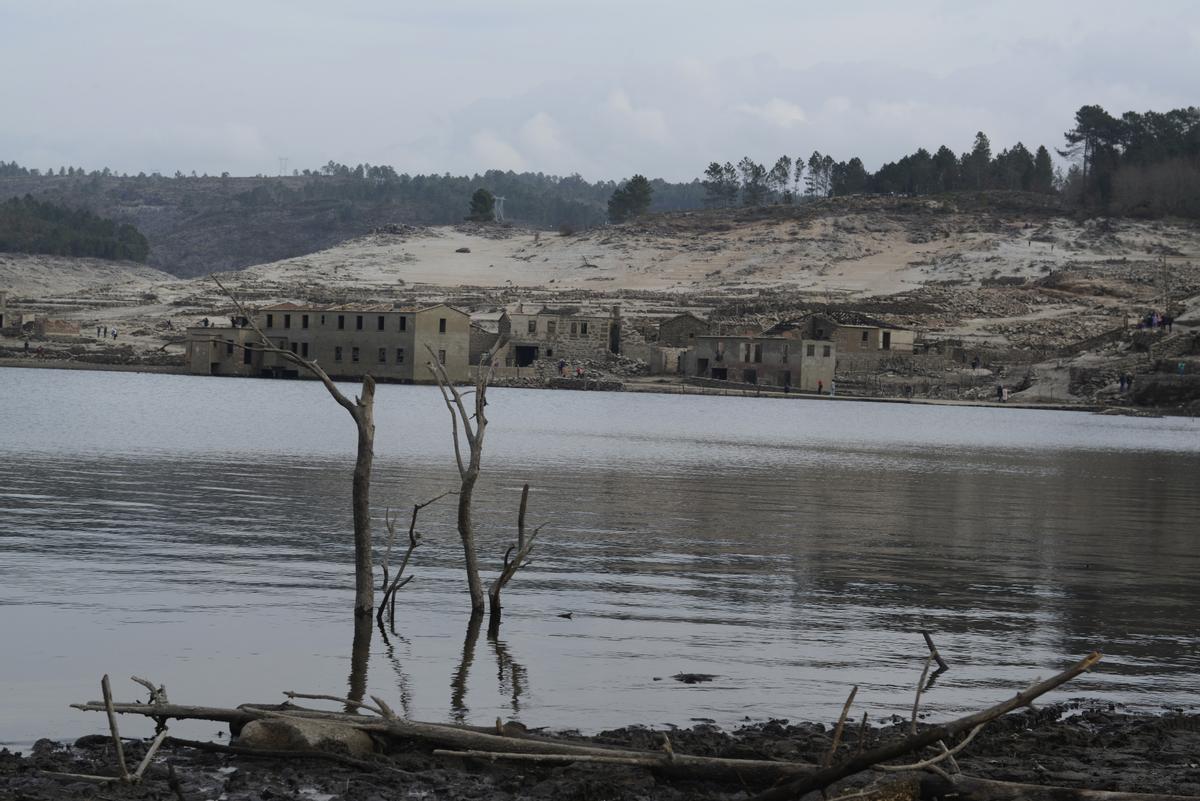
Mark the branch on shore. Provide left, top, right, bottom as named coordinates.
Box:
left=66, top=652, right=1129, bottom=797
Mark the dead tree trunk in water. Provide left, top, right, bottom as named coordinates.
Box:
left=215, top=277, right=376, bottom=617
left=426, top=345, right=499, bottom=616
left=488, top=483, right=542, bottom=634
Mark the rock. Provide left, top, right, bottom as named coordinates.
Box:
left=455, top=247, right=471, bottom=253
left=236, top=718, right=375, bottom=758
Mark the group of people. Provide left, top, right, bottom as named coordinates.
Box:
left=1118, top=373, right=1136, bottom=393
left=95, top=325, right=118, bottom=340
left=556, top=359, right=585, bottom=378
left=1139, top=310, right=1173, bottom=332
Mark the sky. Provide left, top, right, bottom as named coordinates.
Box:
left=2, top=0, right=1198, bottom=182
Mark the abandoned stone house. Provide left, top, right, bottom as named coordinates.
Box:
left=657, top=312, right=710, bottom=347
left=186, top=302, right=470, bottom=382
left=686, top=334, right=835, bottom=391
left=767, top=313, right=915, bottom=358
left=495, top=305, right=621, bottom=367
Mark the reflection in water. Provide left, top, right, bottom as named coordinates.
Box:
left=377, top=623, right=415, bottom=719
left=346, top=616, right=372, bottom=712
left=488, top=630, right=527, bottom=717
left=450, top=614, right=484, bottom=724
left=1, top=369, right=1200, bottom=745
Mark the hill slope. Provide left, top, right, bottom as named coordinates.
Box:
left=0, top=172, right=705, bottom=278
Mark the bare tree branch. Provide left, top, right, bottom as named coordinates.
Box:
left=212, top=276, right=378, bottom=616
left=749, top=652, right=1104, bottom=801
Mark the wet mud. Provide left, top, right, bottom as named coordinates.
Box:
left=2, top=703, right=1198, bottom=800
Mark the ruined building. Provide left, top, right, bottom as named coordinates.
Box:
left=495, top=305, right=621, bottom=367
left=686, top=333, right=835, bottom=391
left=186, top=303, right=470, bottom=382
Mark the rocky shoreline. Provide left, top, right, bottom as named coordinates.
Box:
left=2, top=704, right=1197, bottom=800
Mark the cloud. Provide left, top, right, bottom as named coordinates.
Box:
left=735, top=98, right=807, bottom=129
left=520, top=112, right=564, bottom=153
left=603, top=90, right=670, bottom=144
left=469, top=131, right=526, bottom=172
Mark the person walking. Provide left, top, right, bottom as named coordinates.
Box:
left=817, top=380, right=823, bottom=395
left=830, top=380, right=837, bottom=397
left=996, top=384, right=1004, bottom=402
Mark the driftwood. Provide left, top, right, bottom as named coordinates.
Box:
left=163, top=736, right=413, bottom=776
left=73, top=688, right=818, bottom=785
left=70, top=654, right=1197, bottom=800
left=44, top=676, right=173, bottom=786
left=749, top=652, right=1104, bottom=800
left=70, top=652, right=1152, bottom=797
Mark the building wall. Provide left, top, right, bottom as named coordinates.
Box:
left=658, top=314, right=709, bottom=347
left=414, top=307, right=470, bottom=382
left=186, top=305, right=470, bottom=383
left=469, top=325, right=501, bottom=365
left=33, top=318, right=82, bottom=337
left=686, top=335, right=835, bottom=390
left=497, top=309, right=617, bottom=365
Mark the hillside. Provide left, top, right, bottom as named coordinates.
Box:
left=0, top=172, right=704, bottom=278
left=3, top=194, right=1197, bottom=409
left=0, top=195, right=149, bottom=262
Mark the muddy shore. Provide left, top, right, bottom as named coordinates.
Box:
left=2, top=704, right=1197, bottom=800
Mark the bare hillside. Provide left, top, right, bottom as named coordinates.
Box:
left=3, top=195, right=1198, bottom=410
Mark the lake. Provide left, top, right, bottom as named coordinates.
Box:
left=1, top=367, right=1198, bottom=748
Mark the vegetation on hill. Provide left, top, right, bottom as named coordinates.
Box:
left=0, top=195, right=149, bottom=262
left=607, top=175, right=653, bottom=223
left=700, top=104, right=1200, bottom=218
left=1060, top=105, right=1200, bottom=217
left=0, top=103, right=1195, bottom=277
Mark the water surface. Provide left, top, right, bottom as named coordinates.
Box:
left=1, top=368, right=1198, bottom=747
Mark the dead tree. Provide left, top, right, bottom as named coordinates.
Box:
left=376, top=492, right=455, bottom=627
left=214, top=277, right=377, bottom=617
left=425, top=344, right=499, bottom=616
left=487, top=483, right=543, bottom=633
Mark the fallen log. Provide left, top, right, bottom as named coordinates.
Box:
left=72, top=697, right=811, bottom=771
left=750, top=652, right=1104, bottom=801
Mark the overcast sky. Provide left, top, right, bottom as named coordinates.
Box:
left=2, top=1, right=1197, bottom=182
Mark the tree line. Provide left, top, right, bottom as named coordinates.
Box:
left=699, top=104, right=1200, bottom=219
left=1060, top=105, right=1200, bottom=217
left=291, top=163, right=704, bottom=229
left=702, top=134, right=1056, bottom=208
left=0, top=194, right=150, bottom=262
left=4, top=103, right=1197, bottom=231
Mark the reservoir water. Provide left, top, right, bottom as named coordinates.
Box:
left=1, top=367, right=1198, bottom=747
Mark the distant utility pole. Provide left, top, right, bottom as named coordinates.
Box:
left=494, top=196, right=506, bottom=222
left=278, top=157, right=289, bottom=177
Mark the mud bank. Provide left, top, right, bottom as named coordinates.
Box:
left=2, top=704, right=1197, bottom=800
